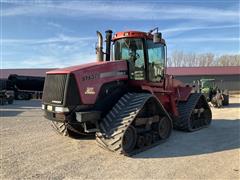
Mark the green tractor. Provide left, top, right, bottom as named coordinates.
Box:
left=199, top=79, right=229, bottom=107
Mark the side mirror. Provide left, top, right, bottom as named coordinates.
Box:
left=153, top=32, right=162, bottom=43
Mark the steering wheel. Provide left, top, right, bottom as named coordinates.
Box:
left=129, top=51, right=140, bottom=62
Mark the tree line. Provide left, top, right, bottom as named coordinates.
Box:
left=167, top=51, right=240, bottom=67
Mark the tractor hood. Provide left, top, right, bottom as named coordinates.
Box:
left=45, top=60, right=128, bottom=105
left=46, top=60, right=127, bottom=75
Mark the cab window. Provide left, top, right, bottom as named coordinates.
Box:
left=114, top=38, right=145, bottom=80
left=147, top=40, right=165, bottom=82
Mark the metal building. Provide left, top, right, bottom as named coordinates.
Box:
left=1, top=66, right=240, bottom=91
left=167, top=66, right=240, bottom=91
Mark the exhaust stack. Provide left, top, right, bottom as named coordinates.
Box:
left=105, top=30, right=112, bottom=61
left=96, top=31, right=103, bottom=62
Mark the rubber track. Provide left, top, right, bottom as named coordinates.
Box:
left=51, top=121, right=69, bottom=136
left=51, top=121, right=87, bottom=137
left=96, top=92, right=167, bottom=156
left=174, top=93, right=211, bottom=131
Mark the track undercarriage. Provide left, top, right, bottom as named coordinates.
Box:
left=174, top=93, right=212, bottom=132
left=96, top=93, right=172, bottom=156
left=50, top=92, right=212, bottom=156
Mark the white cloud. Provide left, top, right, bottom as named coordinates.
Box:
left=2, top=33, right=97, bottom=68
left=168, top=37, right=240, bottom=43
left=162, top=24, right=240, bottom=34
left=47, top=22, right=62, bottom=29
left=2, top=34, right=95, bottom=45
left=1, top=1, right=239, bottom=23
left=4, top=53, right=96, bottom=68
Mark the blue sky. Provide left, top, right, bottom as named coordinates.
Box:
left=1, top=0, right=239, bottom=68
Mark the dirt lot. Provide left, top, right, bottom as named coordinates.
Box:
left=1, top=97, right=239, bottom=179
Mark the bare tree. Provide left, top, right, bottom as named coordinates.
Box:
left=168, top=51, right=239, bottom=67
left=217, top=55, right=240, bottom=66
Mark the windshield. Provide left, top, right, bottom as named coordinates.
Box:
left=114, top=38, right=145, bottom=80
left=201, top=79, right=215, bottom=88
left=114, top=38, right=144, bottom=61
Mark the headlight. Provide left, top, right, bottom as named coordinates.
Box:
left=55, top=107, right=69, bottom=113
left=41, top=104, right=45, bottom=110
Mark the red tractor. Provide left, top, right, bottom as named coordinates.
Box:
left=42, top=28, right=212, bottom=156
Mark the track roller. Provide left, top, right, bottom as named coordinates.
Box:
left=122, top=125, right=137, bottom=153
left=158, top=116, right=172, bottom=139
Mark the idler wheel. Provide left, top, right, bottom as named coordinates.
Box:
left=122, top=125, right=137, bottom=153
left=158, top=117, right=172, bottom=140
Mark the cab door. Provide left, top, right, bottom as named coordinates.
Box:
left=146, top=40, right=165, bottom=85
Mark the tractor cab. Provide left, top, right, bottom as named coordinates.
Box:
left=96, top=29, right=167, bottom=83
left=113, top=31, right=166, bottom=82
left=200, top=78, right=216, bottom=94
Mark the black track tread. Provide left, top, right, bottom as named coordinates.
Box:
left=51, top=121, right=69, bottom=136
left=174, top=93, right=212, bottom=132
left=96, top=92, right=155, bottom=156
left=51, top=121, right=87, bottom=137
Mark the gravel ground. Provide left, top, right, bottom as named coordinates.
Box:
left=0, top=97, right=239, bottom=179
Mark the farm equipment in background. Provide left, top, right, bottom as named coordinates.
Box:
left=200, top=78, right=229, bottom=107
left=42, top=28, right=212, bottom=156
left=7, top=74, right=45, bottom=100
left=0, top=79, right=14, bottom=105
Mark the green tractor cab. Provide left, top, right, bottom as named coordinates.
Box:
left=199, top=78, right=229, bottom=107
left=200, top=79, right=216, bottom=94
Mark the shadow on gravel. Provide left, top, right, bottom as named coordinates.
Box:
left=134, top=119, right=240, bottom=159
left=0, top=110, right=24, bottom=117
left=221, top=103, right=240, bottom=109
left=70, top=135, right=96, bottom=140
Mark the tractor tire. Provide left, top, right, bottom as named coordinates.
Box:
left=26, top=94, right=32, bottom=100
left=17, top=93, right=26, bottom=100
left=8, top=98, right=14, bottom=104
left=0, top=98, right=5, bottom=105
left=222, top=94, right=229, bottom=106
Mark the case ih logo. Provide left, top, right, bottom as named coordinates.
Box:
left=84, top=87, right=96, bottom=95
left=82, top=73, right=100, bottom=81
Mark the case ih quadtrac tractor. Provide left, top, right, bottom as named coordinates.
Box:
left=42, top=28, right=212, bottom=156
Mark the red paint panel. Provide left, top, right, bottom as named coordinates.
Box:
left=175, top=86, right=192, bottom=101
left=72, top=61, right=128, bottom=104
left=47, top=61, right=107, bottom=74
left=112, top=31, right=153, bottom=41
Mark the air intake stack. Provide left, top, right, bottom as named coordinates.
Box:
left=96, top=31, right=103, bottom=62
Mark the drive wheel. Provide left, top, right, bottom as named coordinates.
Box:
left=0, top=99, right=5, bottom=105
left=222, top=94, right=229, bottom=106
left=158, top=116, right=172, bottom=140
left=122, top=125, right=137, bottom=153
left=17, top=93, right=25, bottom=100
left=203, top=109, right=212, bottom=126
left=8, top=98, right=14, bottom=104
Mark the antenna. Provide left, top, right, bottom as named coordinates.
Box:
left=148, top=27, right=159, bottom=35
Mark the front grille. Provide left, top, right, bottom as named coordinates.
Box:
left=42, top=74, right=67, bottom=104
left=65, top=74, right=81, bottom=106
